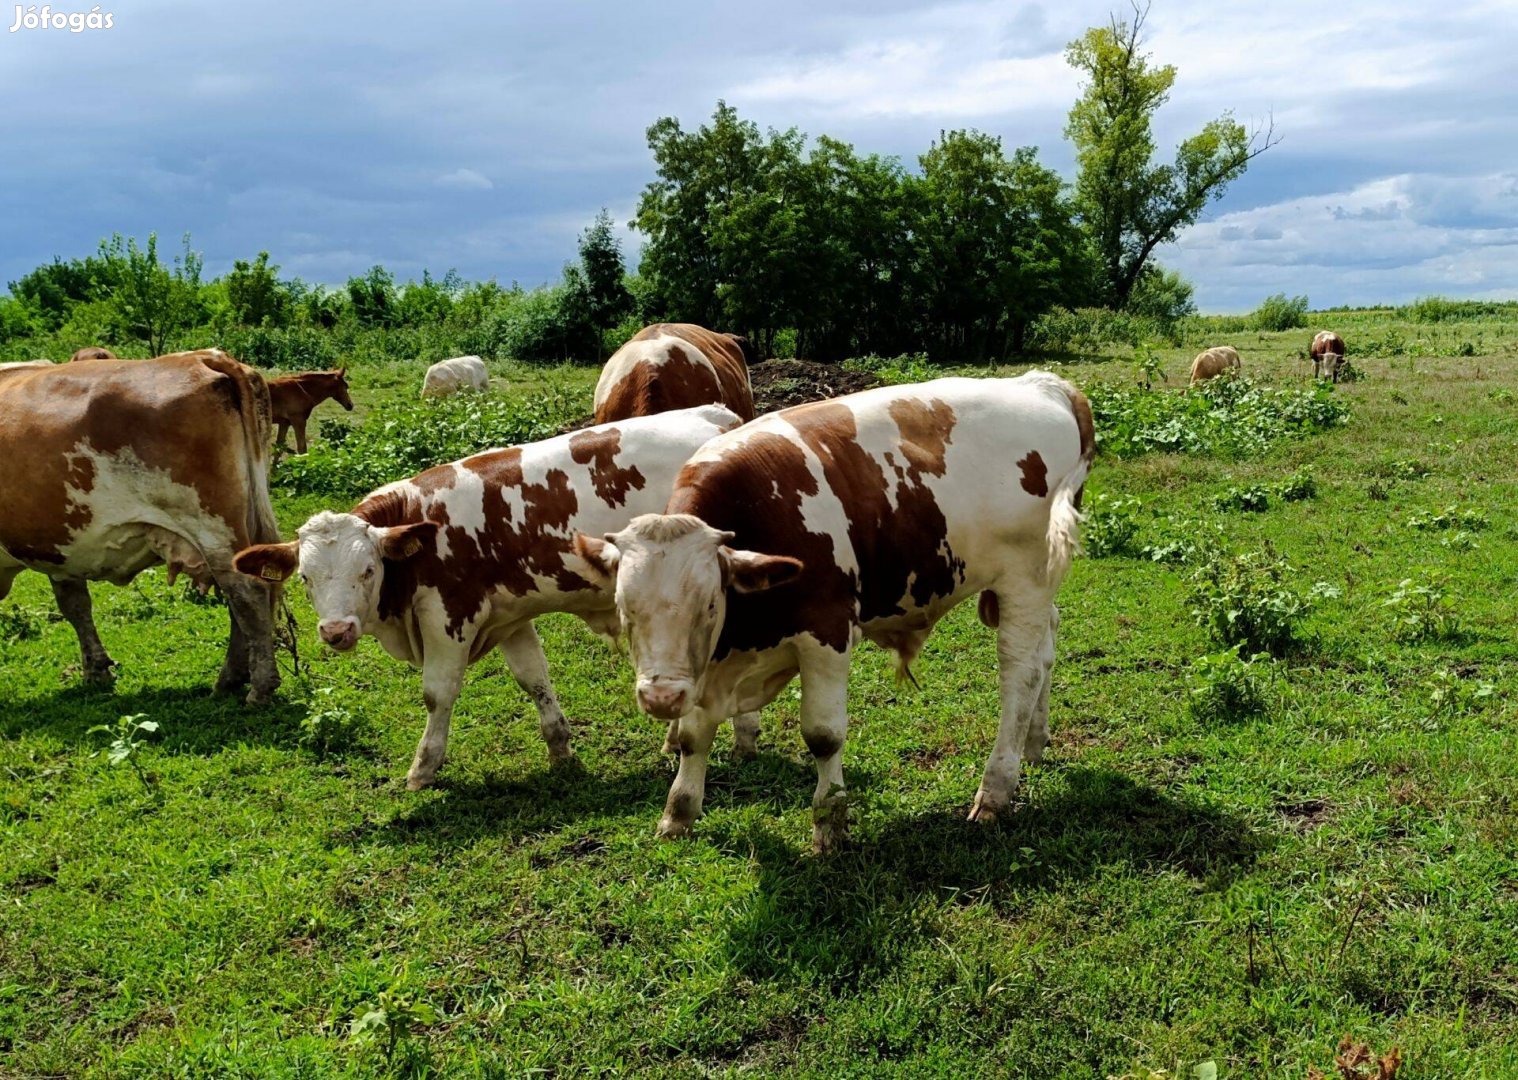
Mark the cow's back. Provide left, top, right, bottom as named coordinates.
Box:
left=0, top=353, right=277, bottom=574
left=594, top=323, right=755, bottom=424
left=670, top=375, right=1089, bottom=656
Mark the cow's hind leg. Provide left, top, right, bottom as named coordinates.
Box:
left=216, top=573, right=280, bottom=704
left=499, top=622, right=575, bottom=766
left=798, top=642, right=852, bottom=855
left=1021, top=606, right=1058, bottom=765
left=49, top=578, right=114, bottom=683
left=732, top=710, right=762, bottom=761
left=971, top=585, right=1055, bottom=825
left=407, top=640, right=470, bottom=789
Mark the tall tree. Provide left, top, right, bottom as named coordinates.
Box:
left=1065, top=4, right=1276, bottom=306
left=94, top=233, right=205, bottom=356
left=224, top=251, right=288, bottom=328
left=574, top=210, right=633, bottom=353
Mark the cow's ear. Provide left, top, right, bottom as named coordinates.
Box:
left=574, top=533, right=621, bottom=582
left=378, top=521, right=438, bottom=561
left=724, top=550, right=803, bottom=593
left=233, top=541, right=299, bottom=583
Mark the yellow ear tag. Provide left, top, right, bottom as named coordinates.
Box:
left=260, top=565, right=285, bottom=582
left=402, top=538, right=422, bottom=557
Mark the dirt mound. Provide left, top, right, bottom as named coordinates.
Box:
left=748, top=359, right=879, bottom=413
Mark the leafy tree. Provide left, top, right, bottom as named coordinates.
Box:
left=346, top=265, right=397, bottom=328
left=396, top=269, right=460, bottom=328
left=224, top=251, right=288, bottom=328
left=1065, top=5, right=1276, bottom=306
left=573, top=210, right=633, bottom=354
left=94, top=233, right=205, bottom=356
left=1126, top=263, right=1197, bottom=322
left=8, top=256, right=101, bottom=330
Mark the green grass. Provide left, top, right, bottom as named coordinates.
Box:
left=3, top=330, right=1517, bottom=1077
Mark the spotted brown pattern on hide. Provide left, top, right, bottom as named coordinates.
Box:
left=568, top=428, right=646, bottom=508
left=356, top=447, right=595, bottom=642
left=0, top=352, right=276, bottom=569
left=1018, top=450, right=1049, bottom=497
left=1063, top=385, right=1095, bottom=508
left=595, top=322, right=756, bottom=424
left=667, top=394, right=965, bottom=658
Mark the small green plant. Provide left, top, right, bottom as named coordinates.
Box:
left=1440, top=530, right=1480, bottom=552
left=0, top=605, right=50, bottom=644
left=1389, top=390, right=1409, bottom=405
left=87, top=714, right=161, bottom=791
left=1189, top=546, right=1311, bottom=657
left=1277, top=467, right=1318, bottom=502
left=1132, top=342, right=1166, bottom=389
left=1424, top=668, right=1496, bottom=722
left=842, top=353, right=935, bottom=386
left=1083, top=494, right=1143, bottom=558
left=1365, top=480, right=1390, bottom=502
left=350, top=982, right=441, bottom=1066
left=1384, top=458, right=1429, bottom=481
left=1187, top=646, right=1270, bottom=722
left=1383, top=577, right=1462, bottom=642
left=299, top=687, right=366, bottom=759
left=1212, top=485, right=1271, bottom=513
left=1488, top=387, right=1514, bottom=404
left=1407, top=505, right=1489, bottom=532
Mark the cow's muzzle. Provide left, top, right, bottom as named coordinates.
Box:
left=318, top=618, right=360, bottom=652
left=637, top=676, right=693, bottom=720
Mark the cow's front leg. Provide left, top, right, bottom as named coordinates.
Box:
left=49, top=578, right=114, bottom=683
left=658, top=706, right=720, bottom=839
left=798, top=643, right=852, bottom=855
left=971, top=589, right=1053, bottom=825
left=408, top=642, right=470, bottom=789
left=498, top=622, right=575, bottom=765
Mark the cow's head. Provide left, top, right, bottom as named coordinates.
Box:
left=574, top=513, right=801, bottom=720
left=1321, top=352, right=1343, bottom=381
left=233, top=510, right=437, bottom=652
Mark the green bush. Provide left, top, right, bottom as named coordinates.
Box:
left=272, top=388, right=587, bottom=497
left=1086, top=376, right=1350, bottom=460
left=1188, top=546, right=1311, bottom=657
left=1187, top=646, right=1270, bottom=723
left=219, top=324, right=340, bottom=371
left=1277, top=468, right=1318, bottom=502
left=1212, top=485, right=1271, bottom=513
left=1383, top=577, right=1462, bottom=643
left=1028, top=306, right=1183, bottom=352
left=1082, top=495, right=1143, bottom=558
left=1251, top=293, right=1309, bottom=332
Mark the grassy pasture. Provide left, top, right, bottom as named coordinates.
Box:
left=2, top=323, right=1516, bottom=1077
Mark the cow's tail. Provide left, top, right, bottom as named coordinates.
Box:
left=1046, top=379, right=1095, bottom=585
left=1045, top=458, right=1087, bottom=585
left=201, top=353, right=280, bottom=546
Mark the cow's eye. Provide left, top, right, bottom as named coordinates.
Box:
left=361, top=566, right=375, bottom=581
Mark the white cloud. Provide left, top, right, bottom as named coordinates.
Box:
left=435, top=168, right=493, bottom=191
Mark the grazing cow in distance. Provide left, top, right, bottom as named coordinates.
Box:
left=575, top=371, right=1092, bottom=852
left=594, top=323, right=757, bottom=424
left=0, top=351, right=283, bottom=702
left=1311, top=331, right=1347, bottom=381
left=421, top=355, right=489, bottom=399
left=268, top=369, right=355, bottom=454
left=70, top=347, right=117, bottom=362
left=1189, top=345, right=1241, bottom=385
left=234, top=405, right=744, bottom=788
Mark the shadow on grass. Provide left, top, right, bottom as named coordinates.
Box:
left=704, top=765, right=1268, bottom=989
left=0, top=683, right=307, bottom=753
left=368, top=749, right=819, bottom=850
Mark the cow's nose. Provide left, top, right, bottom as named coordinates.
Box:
left=318, top=619, right=359, bottom=651
left=637, top=678, right=691, bottom=720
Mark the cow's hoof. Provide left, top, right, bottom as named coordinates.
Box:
left=84, top=664, right=117, bottom=685
left=215, top=671, right=249, bottom=695
left=656, top=815, right=693, bottom=840
left=812, top=824, right=848, bottom=856
left=547, top=747, right=581, bottom=771
left=968, top=792, right=1006, bottom=826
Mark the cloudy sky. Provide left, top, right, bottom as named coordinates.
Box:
left=3, top=0, right=1515, bottom=311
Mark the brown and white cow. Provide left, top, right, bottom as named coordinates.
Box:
left=268, top=369, right=355, bottom=454
left=1310, top=331, right=1347, bottom=381
left=70, top=347, right=117, bottom=362
left=0, top=351, right=283, bottom=701
left=1189, top=345, right=1241, bottom=385
left=575, top=372, right=1092, bottom=852
left=593, top=323, right=757, bottom=425
left=233, top=405, right=743, bottom=788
